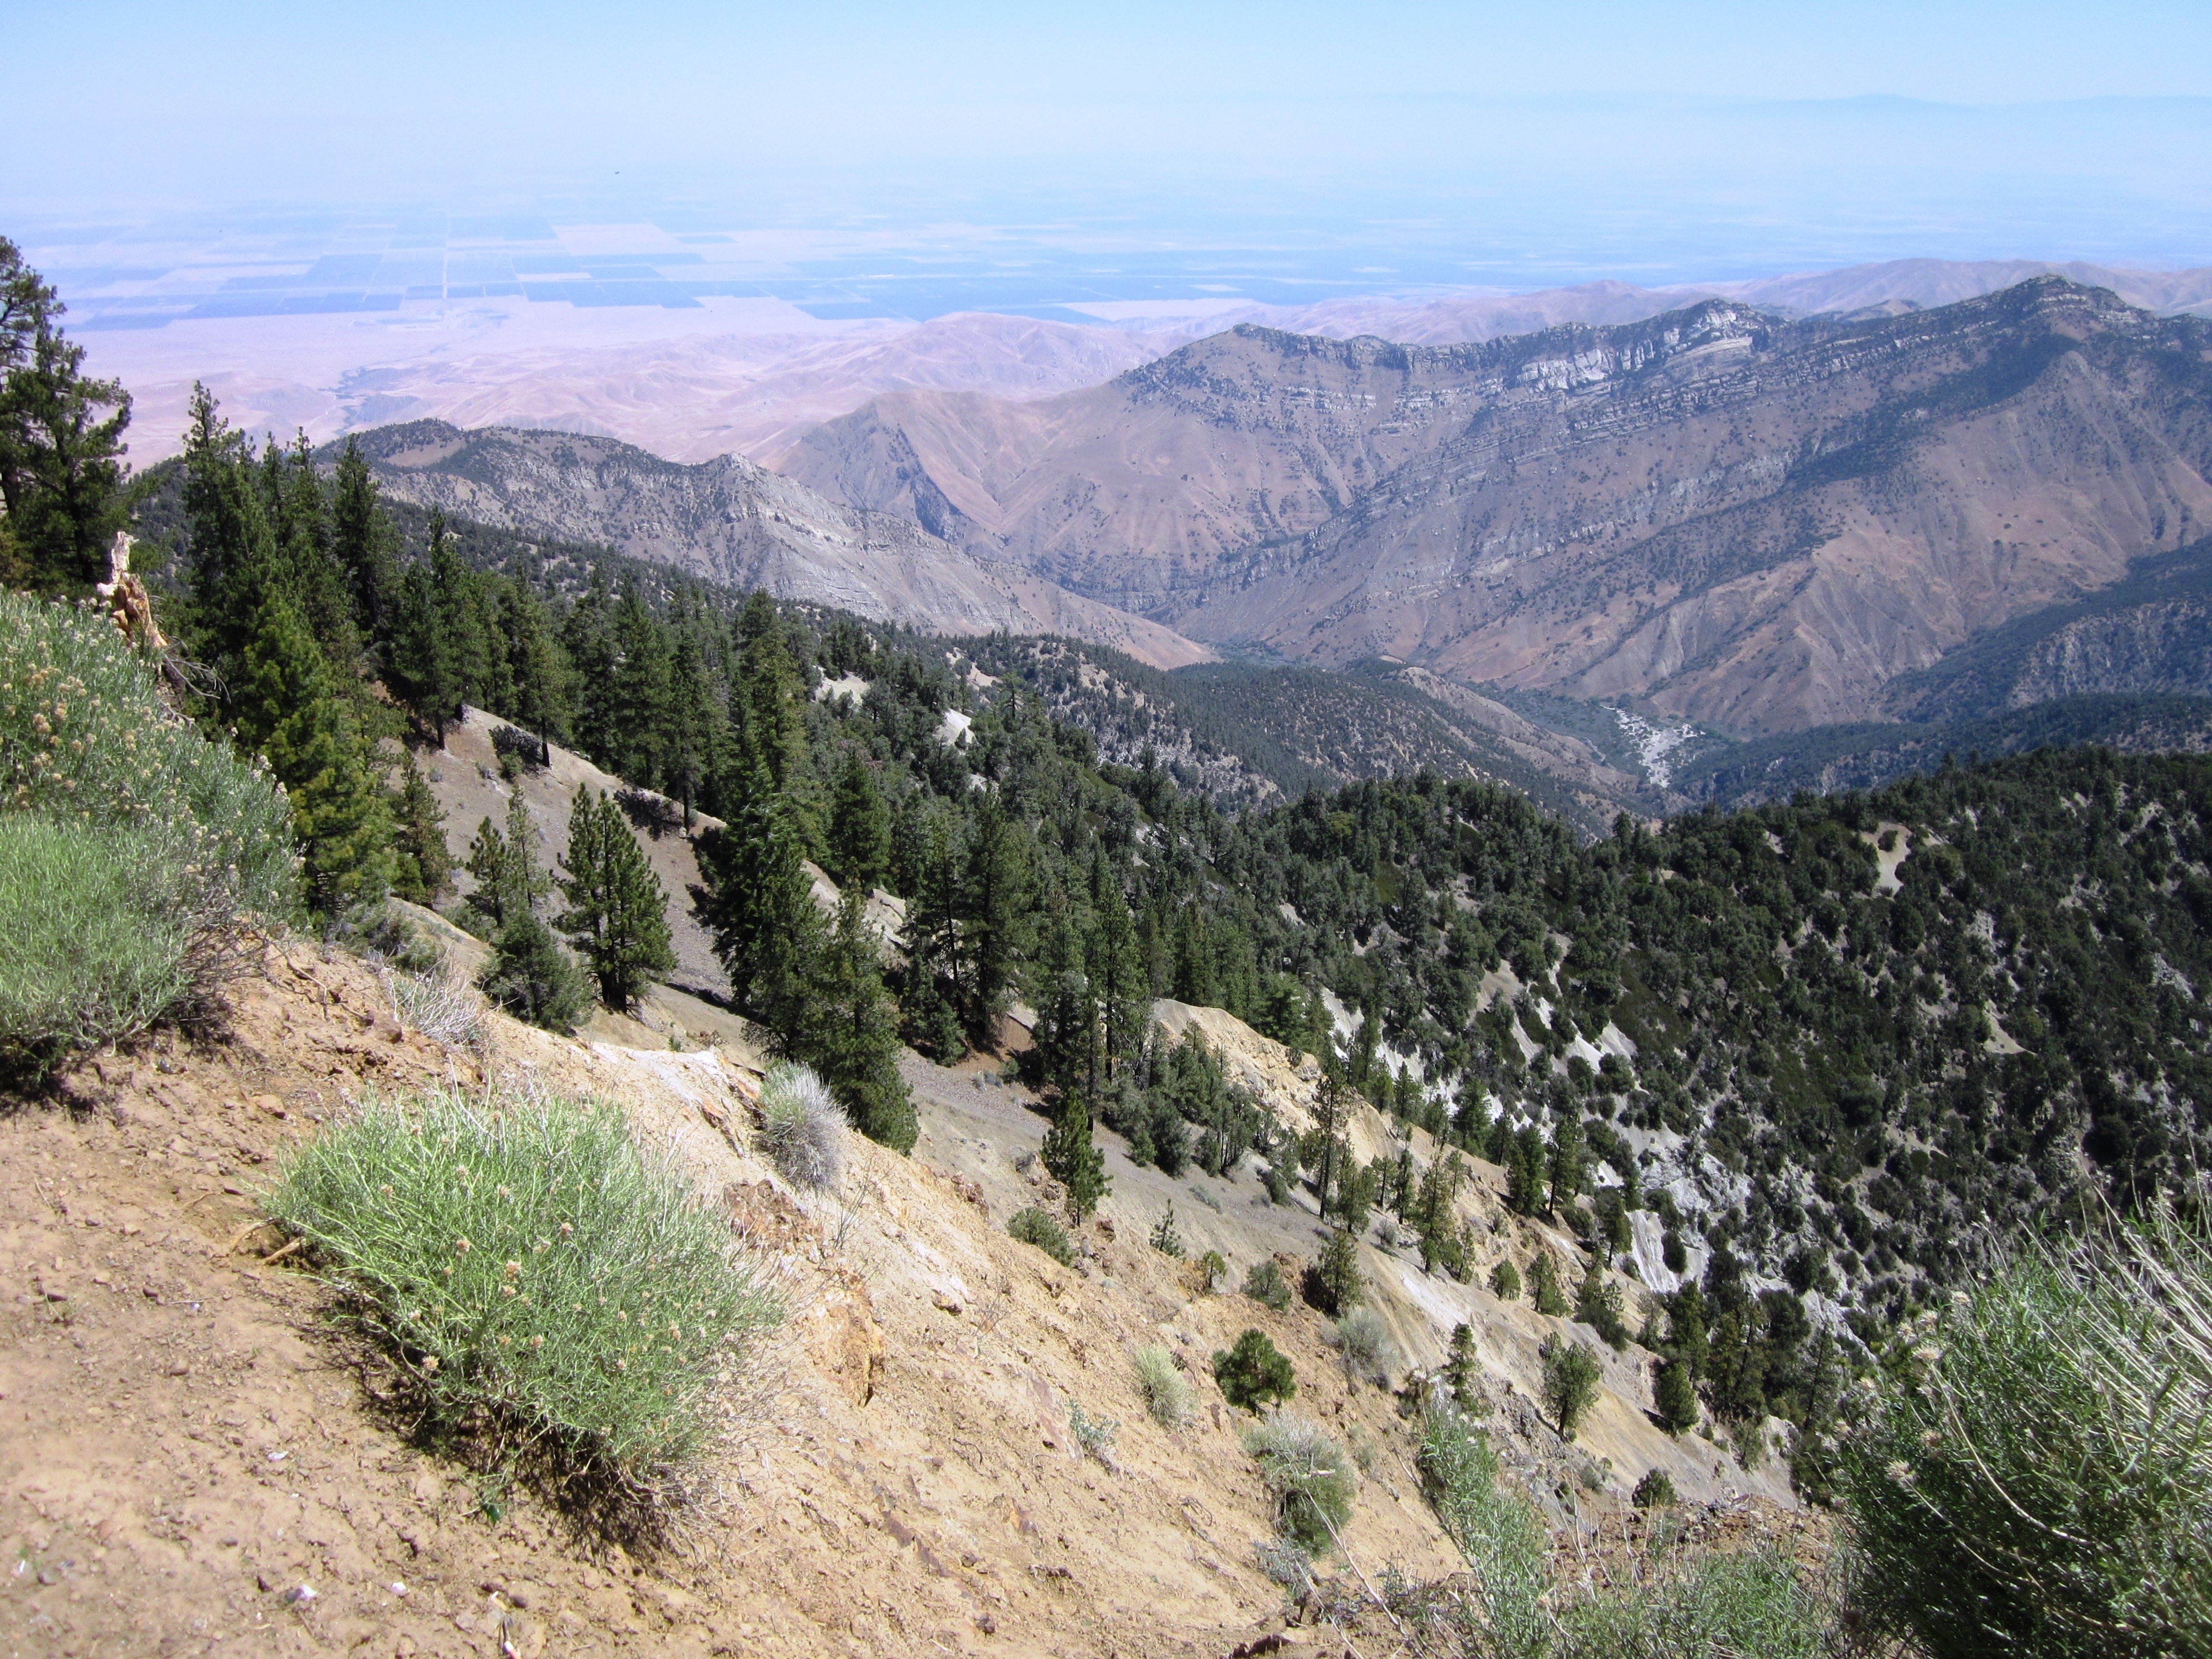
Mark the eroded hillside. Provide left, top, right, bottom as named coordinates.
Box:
left=1, top=926, right=1794, bottom=1657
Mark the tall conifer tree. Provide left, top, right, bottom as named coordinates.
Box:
left=557, top=786, right=675, bottom=1013
left=811, top=890, right=916, bottom=1152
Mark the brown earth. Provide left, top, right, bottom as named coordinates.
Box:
left=1, top=932, right=1792, bottom=1658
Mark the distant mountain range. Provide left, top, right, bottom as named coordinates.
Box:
left=342, top=421, right=1214, bottom=669
left=784, top=278, right=2212, bottom=732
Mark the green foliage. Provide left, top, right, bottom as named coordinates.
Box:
left=1006, top=1206, right=1074, bottom=1266
left=0, top=586, right=298, bottom=927
left=557, top=786, right=674, bottom=1013
left=479, top=908, right=591, bottom=1035
left=1242, top=1258, right=1292, bottom=1312
left=1558, top=1548, right=1832, bottom=1659
left=695, top=757, right=823, bottom=1050
left=0, top=238, right=131, bottom=594
left=1417, top=1407, right=1551, bottom=1658
left=1149, top=1202, right=1185, bottom=1259
left=1066, top=1399, right=1118, bottom=1466
left=1214, top=1328, right=1297, bottom=1412
left=1244, top=1413, right=1355, bottom=1554
left=1041, top=1092, right=1109, bottom=1223
left=1654, top=1355, right=1699, bottom=1433
left=807, top=889, right=917, bottom=1152
left=1134, top=1344, right=1194, bottom=1429
left=825, top=750, right=890, bottom=893
left=389, top=749, right=453, bottom=904
left=1836, top=1203, right=2212, bottom=1658
left=1573, top=1261, right=1629, bottom=1349
left=1489, top=1259, right=1522, bottom=1301
left=1198, top=1249, right=1229, bottom=1291
left=265, top=1086, right=780, bottom=1499
left=1631, top=1467, right=1678, bottom=1509
left=1531, top=1251, right=1568, bottom=1317
left=235, top=588, right=393, bottom=916
left=755, top=1062, right=844, bottom=1191
left=1542, top=1338, right=1603, bottom=1439
left=1303, top=1227, right=1364, bottom=1316
left=0, top=816, right=199, bottom=1076
left=1446, top=1321, right=1478, bottom=1399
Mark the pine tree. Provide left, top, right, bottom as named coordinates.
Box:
left=1310, top=1072, right=1354, bottom=1219
left=561, top=567, right=617, bottom=761
left=961, top=792, right=1029, bottom=1045
left=609, top=581, right=671, bottom=789
left=234, top=590, right=393, bottom=916
left=480, top=907, right=590, bottom=1034
left=0, top=238, right=131, bottom=594
left=662, top=620, right=716, bottom=823
left=825, top=751, right=891, bottom=893
left=501, top=575, right=568, bottom=764
left=270, top=432, right=354, bottom=665
left=464, top=814, right=516, bottom=930
left=1041, top=1090, right=1109, bottom=1224
left=695, top=755, right=822, bottom=1049
left=1655, top=1355, right=1699, bottom=1433
left=734, top=590, right=807, bottom=795
left=388, top=563, right=460, bottom=744
left=427, top=521, right=493, bottom=716
left=557, top=786, right=674, bottom=1012
left=390, top=749, right=453, bottom=904
left=810, top=889, right=916, bottom=1152
left=1086, top=847, right=1147, bottom=1083
left=1029, top=896, right=1095, bottom=1102
left=331, top=436, right=400, bottom=654
left=1548, top=1112, right=1588, bottom=1211
left=180, top=385, right=281, bottom=692
left=1307, top=1227, right=1365, bottom=1315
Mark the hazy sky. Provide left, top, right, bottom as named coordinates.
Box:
left=8, top=1, right=2210, bottom=278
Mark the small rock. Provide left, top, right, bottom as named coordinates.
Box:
left=166, top=1359, right=191, bottom=1377
left=253, top=1094, right=286, bottom=1118
left=282, top=1583, right=317, bottom=1605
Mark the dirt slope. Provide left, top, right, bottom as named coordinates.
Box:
left=2, top=947, right=1787, bottom=1657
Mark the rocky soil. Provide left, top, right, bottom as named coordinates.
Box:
left=1, top=937, right=1794, bottom=1658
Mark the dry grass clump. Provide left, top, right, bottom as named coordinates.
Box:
left=266, top=1084, right=780, bottom=1512
left=1134, top=1344, right=1193, bottom=1429
left=1331, top=1305, right=1399, bottom=1385
left=755, top=1061, right=844, bottom=1191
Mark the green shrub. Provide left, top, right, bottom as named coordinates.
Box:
left=1302, top=1227, right=1363, bottom=1315
left=1135, top=1344, right=1194, bottom=1429
left=1198, top=1249, right=1228, bottom=1292
left=1632, top=1467, right=1678, bottom=1509
left=0, top=592, right=299, bottom=1073
left=1149, top=1202, right=1185, bottom=1259
left=478, top=910, right=591, bottom=1034
left=757, top=1061, right=844, bottom=1191
left=0, top=815, right=199, bottom=1074
left=1654, top=1354, right=1699, bottom=1433
left=1244, top=1413, right=1355, bottom=1553
left=266, top=1085, right=779, bottom=1501
left=1559, top=1548, right=1830, bottom=1658
left=1531, top=1250, right=1568, bottom=1316
left=1243, top=1258, right=1291, bottom=1311
left=1214, top=1328, right=1297, bottom=1411
left=1837, top=1202, right=2212, bottom=1658
left=1067, top=1399, right=1118, bottom=1466
left=1418, top=1407, right=1550, bottom=1657
left=1542, top=1337, right=1603, bottom=1439
left=0, top=590, right=298, bottom=927
left=1008, top=1206, right=1074, bottom=1266
left=1489, top=1258, right=1522, bottom=1300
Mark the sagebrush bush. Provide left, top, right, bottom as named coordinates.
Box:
left=1421, top=1405, right=1832, bottom=1658
left=1632, top=1467, right=1678, bottom=1509
left=0, top=589, right=296, bottom=923
left=756, top=1062, right=844, bottom=1191
left=267, top=1086, right=780, bottom=1501
left=1008, top=1206, right=1074, bottom=1266
left=1134, top=1344, right=1193, bottom=1429
left=1244, top=1413, right=1355, bottom=1554
left=1067, top=1400, right=1118, bottom=1467
left=1332, top=1306, right=1399, bottom=1386
left=1837, top=1201, right=2212, bottom=1658
left=0, top=815, right=198, bottom=1074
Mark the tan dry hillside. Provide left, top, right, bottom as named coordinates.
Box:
left=782, top=279, right=2212, bottom=733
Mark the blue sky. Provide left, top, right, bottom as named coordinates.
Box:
left=8, top=1, right=2210, bottom=289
